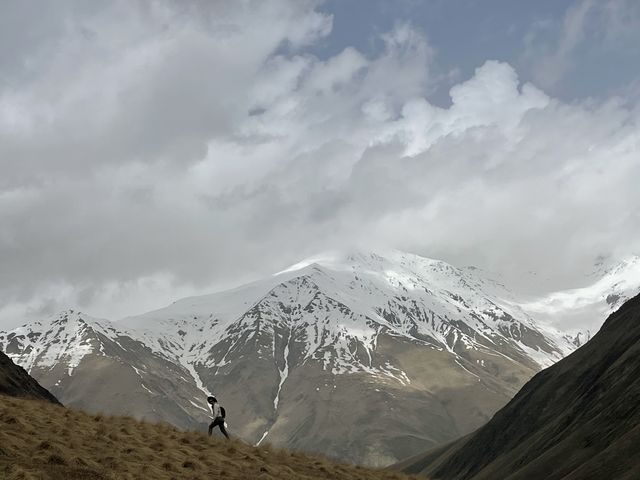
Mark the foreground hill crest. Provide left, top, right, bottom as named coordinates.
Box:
left=0, top=394, right=421, bottom=480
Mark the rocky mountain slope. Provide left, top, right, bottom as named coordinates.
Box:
left=398, top=292, right=640, bottom=480
left=0, top=251, right=579, bottom=466
left=0, top=394, right=421, bottom=480
left=0, top=350, right=59, bottom=404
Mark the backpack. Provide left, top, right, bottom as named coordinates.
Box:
left=220, top=406, right=226, bottom=419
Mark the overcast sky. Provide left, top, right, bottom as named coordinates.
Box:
left=1, top=0, right=639, bottom=327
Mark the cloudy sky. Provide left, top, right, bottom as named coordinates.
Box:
left=1, top=0, right=639, bottom=327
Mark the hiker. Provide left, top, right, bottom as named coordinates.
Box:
left=207, top=395, right=230, bottom=439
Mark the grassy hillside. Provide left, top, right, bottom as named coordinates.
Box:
left=0, top=394, right=422, bottom=480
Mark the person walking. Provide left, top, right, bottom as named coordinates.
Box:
left=207, top=395, right=230, bottom=439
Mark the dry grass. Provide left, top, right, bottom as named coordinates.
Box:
left=0, top=394, right=421, bottom=480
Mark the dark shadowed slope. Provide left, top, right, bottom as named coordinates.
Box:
left=399, top=293, right=640, bottom=480
left=0, top=350, right=60, bottom=404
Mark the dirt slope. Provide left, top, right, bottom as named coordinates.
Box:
left=0, top=394, right=422, bottom=480
left=398, top=293, right=640, bottom=480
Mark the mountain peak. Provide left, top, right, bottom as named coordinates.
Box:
left=275, top=249, right=393, bottom=274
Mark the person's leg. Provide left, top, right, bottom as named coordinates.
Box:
left=218, top=420, right=230, bottom=440
left=208, top=421, right=215, bottom=436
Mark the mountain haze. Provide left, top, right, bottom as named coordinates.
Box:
left=520, top=255, right=640, bottom=339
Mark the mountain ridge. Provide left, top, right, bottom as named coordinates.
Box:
left=0, top=393, right=423, bottom=480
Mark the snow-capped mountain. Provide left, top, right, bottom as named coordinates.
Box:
left=0, top=310, right=209, bottom=428
left=0, top=250, right=600, bottom=465
left=519, top=255, right=640, bottom=344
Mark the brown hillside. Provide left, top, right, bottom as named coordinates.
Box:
left=0, top=394, right=423, bottom=480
